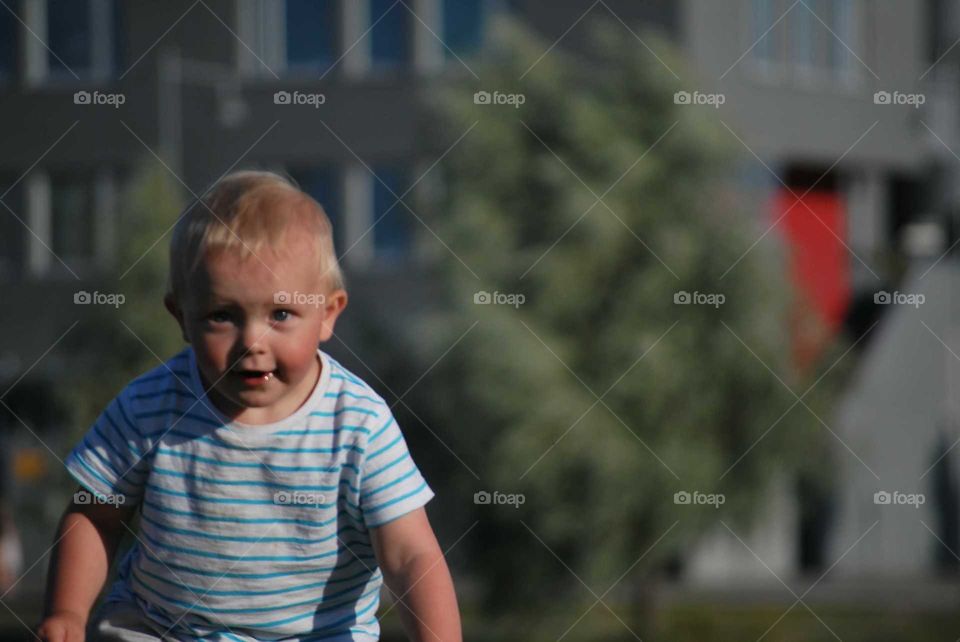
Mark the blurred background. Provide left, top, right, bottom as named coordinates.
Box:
left=1, top=0, right=959, bottom=640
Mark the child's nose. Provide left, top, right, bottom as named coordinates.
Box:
left=238, top=320, right=269, bottom=354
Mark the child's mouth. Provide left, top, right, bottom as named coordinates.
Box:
left=235, top=369, right=275, bottom=387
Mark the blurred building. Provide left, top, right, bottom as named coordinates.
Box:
left=678, top=0, right=960, bottom=597
left=0, top=0, right=957, bottom=595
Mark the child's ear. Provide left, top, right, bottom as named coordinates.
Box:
left=164, top=293, right=190, bottom=343
left=318, top=290, right=348, bottom=343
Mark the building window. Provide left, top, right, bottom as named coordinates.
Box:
left=372, top=167, right=412, bottom=260
left=750, top=0, right=779, bottom=66
left=0, top=2, right=16, bottom=84
left=750, top=0, right=857, bottom=80
left=829, top=0, right=854, bottom=74
left=112, top=0, right=125, bottom=75
left=792, top=0, right=815, bottom=69
left=236, top=0, right=339, bottom=77
left=0, top=178, right=25, bottom=280
left=49, top=173, right=95, bottom=265
left=48, top=0, right=91, bottom=76
left=442, top=0, right=484, bottom=59
left=927, top=0, right=951, bottom=65
left=370, top=0, right=410, bottom=69
left=45, top=0, right=119, bottom=79
left=288, top=167, right=343, bottom=252
left=285, top=0, right=337, bottom=75
left=792, top=0, right=855, bottom=74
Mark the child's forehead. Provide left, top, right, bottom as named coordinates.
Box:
left=189, top=244, right=323, bottom=299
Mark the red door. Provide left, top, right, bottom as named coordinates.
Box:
left=775, top=188, right=852, bottom=371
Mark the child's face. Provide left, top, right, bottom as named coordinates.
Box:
left=165, top=236, right=347, bottom=425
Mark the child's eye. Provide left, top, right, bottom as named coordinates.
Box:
left=272, top=309, right=291, bottom=322
left=208, top=311, right=231, bottom=324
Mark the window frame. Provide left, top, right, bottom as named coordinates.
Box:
left=26, top=0, right=119, bottom=85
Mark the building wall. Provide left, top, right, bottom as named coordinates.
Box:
left=681, top=0, right=926, bottom=168
left=677, top=0, right=935, bottom=583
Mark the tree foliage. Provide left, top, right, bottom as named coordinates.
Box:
left=412, top=17, right=843, bottom=616
left=63, top=164, right=184, bottom=436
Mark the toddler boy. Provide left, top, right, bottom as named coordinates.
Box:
left=37, top=171, right=461, bottom=641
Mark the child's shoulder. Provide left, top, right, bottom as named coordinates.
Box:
left=321, top=351, right=389, bottom=409
left=118, top=346, right=195, bottom=404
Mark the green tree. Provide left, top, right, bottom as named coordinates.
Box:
left=412, top=16, right=845, bottom=631
left=63, top=163, right=184, bottom=436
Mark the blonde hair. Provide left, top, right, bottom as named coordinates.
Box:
left=167, top=170, right=345, bottom=304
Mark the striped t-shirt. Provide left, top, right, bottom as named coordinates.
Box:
left=64, top=346, right=435, bottom=641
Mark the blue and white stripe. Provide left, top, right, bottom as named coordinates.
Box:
left=65, top=347, right=434, bottom=641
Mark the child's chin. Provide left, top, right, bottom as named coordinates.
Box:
left=233, top=389, right=275, bottom=406
left=210, top=386, right=274, bottom=410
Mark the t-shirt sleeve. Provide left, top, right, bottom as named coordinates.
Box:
left=64, top=385, right=151, bottom=508
left=359, top=409, right=434, bottom=528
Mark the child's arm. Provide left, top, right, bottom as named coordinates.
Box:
left=370, top=507, right=462, bottom=642
left=36, top=486, right=138, bottom=641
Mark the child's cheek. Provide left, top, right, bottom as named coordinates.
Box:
left=198, top=336, right=230, bottom=374
left=281, top=340, right=316, bottom=378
